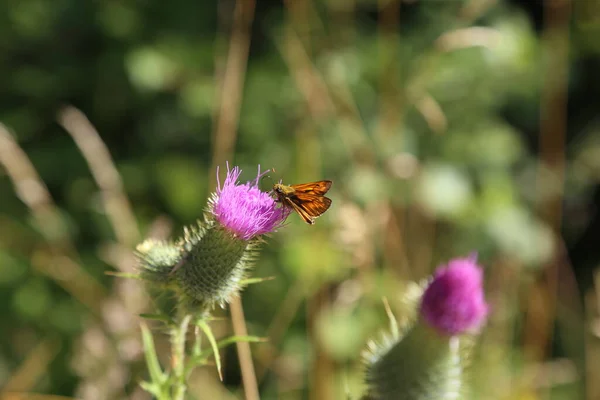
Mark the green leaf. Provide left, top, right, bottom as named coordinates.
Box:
left=239, top=276, right=276, bottom=286
left=140, top=322, right=167, bottom=385
left=184, top=334, right=267, bottom=377
left=140, top=313, right=174, bottom=324
left=194, top=335, right=267, bottom=361
left=139, top=381, right=161, bottom=398
left=383, top=297, right=399, bottom=339
left=205, top=316, right=227, bottom=322
left=196, top=319, right=223, bottom=381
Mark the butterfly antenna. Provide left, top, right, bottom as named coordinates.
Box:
left=259, top=168, right=276, bottom=191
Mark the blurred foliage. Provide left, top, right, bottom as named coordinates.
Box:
left=1, top=0, right=600, bottom=399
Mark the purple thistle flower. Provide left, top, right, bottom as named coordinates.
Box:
left=420, top=253, right=489, bottom=336
left=210, top=164, right=290, bottom=240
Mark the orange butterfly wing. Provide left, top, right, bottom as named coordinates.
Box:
left=289, top=180, right=332, bottom=196
left=284, top=193, right=332, bottom=225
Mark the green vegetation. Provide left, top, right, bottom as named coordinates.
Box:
left=1, top=0, right=599, bottom=399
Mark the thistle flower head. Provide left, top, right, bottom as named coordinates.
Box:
left=210, top=164, right=289, bottom=240
left=420, top=254, right=489, bottom=336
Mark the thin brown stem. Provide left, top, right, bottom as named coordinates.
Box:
left=209, top=0, right=256, bottom=189
left=376, top=0, right=401, bottom=142
left=230, top=296, right=260, bottom=400
left=524, top=0, right=572, bottom=387
left=307, top=287, right=334, bottom=400
left=58, top=106, right=141, bottom=248
left=0, top=337, right=61, bottom=394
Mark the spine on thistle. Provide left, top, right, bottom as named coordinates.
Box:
left=363, top=254, right=489, bottom=400
left=135, top=164, right=289, bottom=317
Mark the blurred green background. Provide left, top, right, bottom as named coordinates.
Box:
left=1, top=0, right=600, bottom=399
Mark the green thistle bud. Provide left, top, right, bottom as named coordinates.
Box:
left=171, top=220, right=259, bottom=313
left=365, top=325, right=463, bottom=400
left=135, top=239, right=182, bottom=285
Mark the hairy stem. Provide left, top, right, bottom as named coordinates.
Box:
left=172, top=315, right=191, bottom=400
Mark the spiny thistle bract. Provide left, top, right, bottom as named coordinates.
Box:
left=363, top=254, right=489, bottom=400
left=135, top=164, right=290, bottom=317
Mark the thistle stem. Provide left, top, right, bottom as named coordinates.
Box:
left=193, top=324, right=202, bottom=358
left=172, top=315, right=191, bottom=400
